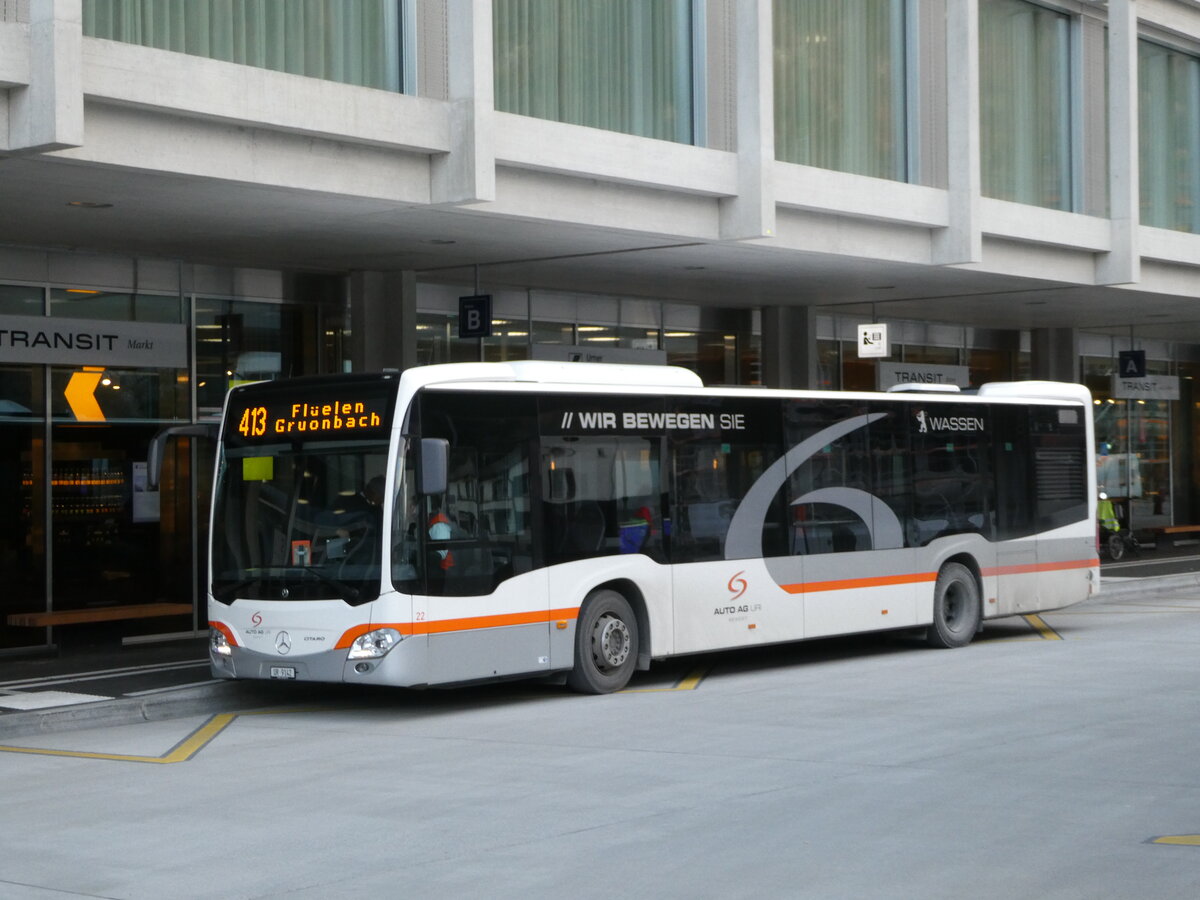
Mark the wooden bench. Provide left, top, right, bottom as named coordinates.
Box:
left=6, top=603, right=194, bottom=628
left=1157, top=525, right=1200, bottom=535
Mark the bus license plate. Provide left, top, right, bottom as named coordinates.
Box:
left=270, top=666, right=296, bottom=680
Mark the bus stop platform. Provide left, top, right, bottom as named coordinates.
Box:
left=3, top=556, right=1200, bottom=738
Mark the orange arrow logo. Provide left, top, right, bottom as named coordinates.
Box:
left=65, top=369, right=105, bottom=421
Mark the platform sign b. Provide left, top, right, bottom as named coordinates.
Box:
left=458, top=295, right=493, bottom=339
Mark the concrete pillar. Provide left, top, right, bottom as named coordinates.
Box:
left=1097, top=0, right=1140, bottom=285
left=761, top=305, right=817, bottom=389
left=348, top=270, right=419, bottom=372
left=1031, top=328, right=1080, bottom=384
left=430, top=0, right=495, bottom=205
left=7, top=0, right=83, bottom=153
left=719, top=0, right=775, bottom=240
left=932, top=0, right=981, bottom=265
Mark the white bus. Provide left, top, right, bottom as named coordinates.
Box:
left=207, top=361, right=1098, bottom=693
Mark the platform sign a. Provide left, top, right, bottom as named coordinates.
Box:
left=458, top=295, right=493, bottom=339
left=1118, top=350, right=1146, bottom=378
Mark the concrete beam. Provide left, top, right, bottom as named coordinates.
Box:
left=719, top=0, right=775, bottom=240
left=430, top=0, right=495, bottom=205
left=7, top=0, right=82, bottom=153
left=761, top=305, right=817, bottom=390
left=1096, top=0, right=1141, bottom=286
left=349, top=270, right=419, bottom=372
left=932, top=0, right=981, bottom=265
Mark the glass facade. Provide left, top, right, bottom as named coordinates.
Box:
left=195, top=298, right=324, bottom=413
left=980, top=0, right=1073, bottom=210
left=1139, top=40, right=1200, bottom=233
left=774, top=0, right=908, bottom=181
left=493, top=0, right=695, bottom=143
left=0, top=279, right=342, bottom=650
left=1085, top=356, right=1173, bottom=530
left=83, top=0, right=405, bottom=92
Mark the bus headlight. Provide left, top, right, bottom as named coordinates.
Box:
left=210, top=628, right=232, bottom=657
left=348, top=628, right=403, bottom=659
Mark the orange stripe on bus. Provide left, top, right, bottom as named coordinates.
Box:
left=980, top=558, right=1099, bottom=577
left=335, top=607, right=580, bottom=648
left=780, top=572, right=938, bottom=595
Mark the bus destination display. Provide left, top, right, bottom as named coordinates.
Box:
left=227, top=389, right=392, bottom=444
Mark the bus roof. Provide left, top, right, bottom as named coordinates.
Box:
left=399, top=361, right=704, bottom=391
left=402, top=362, right=1089, bottom=407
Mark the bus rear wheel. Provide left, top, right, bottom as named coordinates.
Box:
left=926, top=562, right=980, bottom=649
left=567, top=589, right=638, bottom=694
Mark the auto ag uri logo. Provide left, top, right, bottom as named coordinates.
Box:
left=251, top=612, right=263, bottom=627
left=728, top=571, right=748, bottom=602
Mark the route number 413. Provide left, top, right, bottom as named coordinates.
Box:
left=238, top=406, right=268, bottom=437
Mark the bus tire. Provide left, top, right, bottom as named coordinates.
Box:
left=926, top=562, right=980, bottom=649
left=567, top=589, right=638, bottom=694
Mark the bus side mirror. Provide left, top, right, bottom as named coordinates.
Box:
left=420, top=438, right=449, bottom=495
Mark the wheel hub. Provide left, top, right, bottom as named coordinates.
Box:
left=595, top=614, right=631, bottom=668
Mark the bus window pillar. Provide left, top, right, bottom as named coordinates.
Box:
left=348, top=269, right=419, bottom=372
left=761, top=305, right=818, bottom=390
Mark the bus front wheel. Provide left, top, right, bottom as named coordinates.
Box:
left=926, top=562, right=980, bottom=649
left=568, top=589, right=639, bottom=694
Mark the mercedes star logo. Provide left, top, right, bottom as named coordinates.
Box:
left=275, top=631, right=292, bottom=655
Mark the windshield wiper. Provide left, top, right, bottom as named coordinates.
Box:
left=294, top=566, right=361, bottom=603
left=212, top=576, right=262, bottom=603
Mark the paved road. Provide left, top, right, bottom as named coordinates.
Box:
left=1, top=587, right=1199, bottom=899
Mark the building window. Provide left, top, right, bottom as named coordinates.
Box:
left=1139, top=41, right=1200, bottom=233
left=195, top=298, right=322, bottom=413
left=83, top=0, right=406, bottom=92
left=774, top=0, right=909, bottom=181
left=979, top=0, right=1073, bottom=211
left=493, top=0, right=696, bottom=144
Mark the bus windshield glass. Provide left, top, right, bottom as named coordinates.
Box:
left=211, top=378, right=397, bottom=605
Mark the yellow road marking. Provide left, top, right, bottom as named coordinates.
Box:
left=0, top=713, right=238, bottom=764
left=622, top=665, right=711, bottom=693
left=1151, top=835, right=1200, bottom=846
left=1022, top=614, right=1063, bottom=640
left=0, top=707, right=316, bottom=765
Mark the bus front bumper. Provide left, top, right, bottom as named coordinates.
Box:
left=209, top=634, right=428, bottom=687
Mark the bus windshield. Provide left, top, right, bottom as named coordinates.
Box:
left=211, top=439, right=391, bottom=605
left=211, top=375, right=399, bottom=604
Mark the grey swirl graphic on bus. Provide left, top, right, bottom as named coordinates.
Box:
left=723, top=412, right=896, bottom=564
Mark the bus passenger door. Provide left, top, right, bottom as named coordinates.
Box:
left=415, top=395, right=552, bottom=684
left=993, top=408, right=1039, bottom=615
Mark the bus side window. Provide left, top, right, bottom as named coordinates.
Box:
left=784, top=400, right=872, bottom=555
left=541, top=436, right=662, bottom=563
left=408, top=392, right=538, bottom=597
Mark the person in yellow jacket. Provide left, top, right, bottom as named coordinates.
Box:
left=1097, top=491, right=1120, bottom=533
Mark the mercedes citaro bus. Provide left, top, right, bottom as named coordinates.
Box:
left=207, top=362, right=1097, bottom=693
